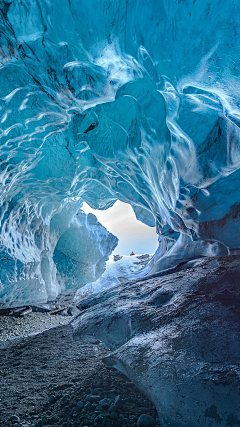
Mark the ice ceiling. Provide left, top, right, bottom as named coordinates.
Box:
left=0, top=0, right=240, bottom=306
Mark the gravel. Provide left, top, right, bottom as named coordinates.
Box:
left=0, top=312, right=72, bottom=345
left=0, top=314, right=159, bottom=427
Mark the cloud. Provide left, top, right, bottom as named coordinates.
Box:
left=82, top=201, right=158, bottom=255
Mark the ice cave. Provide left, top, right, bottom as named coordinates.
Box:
left=0, top=0, right=239, bottom=426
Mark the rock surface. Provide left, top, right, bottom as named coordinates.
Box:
left=72, top=255, right=240, bottom=427
left=137, top=414, right=156, bottom=426
left=0, top=320, right=159, bottom=427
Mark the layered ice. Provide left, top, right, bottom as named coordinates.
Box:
left=0, top=0, right=240, bottom=302
left=0, top=199, right=118, bottom=306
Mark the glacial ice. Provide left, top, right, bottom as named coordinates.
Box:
left=76, top=254, right=152, bottom=298
left=1, top=0, right=240, bottom=303
left=72, top=255, right=240, bottom=426
left=0, top=199, right=118, bottom=306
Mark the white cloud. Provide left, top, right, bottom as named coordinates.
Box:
left=82, top=200, right=158, bottom=255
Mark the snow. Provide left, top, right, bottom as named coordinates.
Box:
left=75, top=254, right=152, bottom=297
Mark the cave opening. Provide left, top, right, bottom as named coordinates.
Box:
left=75, top=200, right=159, bottom=297
left=0, top=0, right=239, bottom=425
left=82, top=200, right=159, bottom=256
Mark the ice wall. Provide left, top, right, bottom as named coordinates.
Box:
left=0, top=198, right=118, bottom=306
left=0, top=0, right=240, bottom=303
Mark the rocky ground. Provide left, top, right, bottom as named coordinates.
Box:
left=0, top=313, right=72, bottom=345
left=0, top=314, right=159, bottom=427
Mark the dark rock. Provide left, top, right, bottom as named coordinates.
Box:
left=121, top=417, right=130, bottom=425
left=114, top=395, right=123, bottom=409
left=77, top=401, right=84, bottom=410
left=53, top=383, right=71, bottom=391
left=47, top=415, right=59, bottom=425
left=62, top=394, right=70, bottom=402
left=11, top=415, right=20, bottom=423
left=108, top=405, right=117, bottom=412
left=99, top=398, right=112, bottom=409
left=48, top=395, right=56, bottom=404
left=137, top=414, right=156, bottom=427
left=94, top=414, right=104, bottom=424
left=109, top=411, right=118, bottom=420
left=84, top=402, right=91, bottom=408
left=108, top=392, right=116, bottom=399
left=86, top=394, right=101, bottom=403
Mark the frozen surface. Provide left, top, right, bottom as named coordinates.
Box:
left=72, top=255, right=240, bottom=427
left=76, top=254, right=152, bottom=297
left=0, top=1, right=240, bottom=303
left=0, top=199, right=118, bottom=307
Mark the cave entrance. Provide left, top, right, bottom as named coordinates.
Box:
left=82, top=200, right=158, bottom=256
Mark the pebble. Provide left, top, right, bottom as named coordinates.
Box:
left=137, top=414, right=156, bottom=427
left=99, top=397, right=112, bottom=409
left=108, top=405, right=117, bottom=412
left=0, top=313, right=71, bottom=343
left=115, top=395, right=123, bottom=409
left=84, top=402, right=91, bottom=408
left=86, top=394, right=101, bottom=403
left=77, top=401, right=84, bottom=410
left=109, top=411, right=118, bottom=420
left=10, top=415, right=20, bottom=423
left=1, top=318, right=158, bottom=427
left=48, top=395, right=56, bottom=404
left=94, top=414, right=104, bottom=423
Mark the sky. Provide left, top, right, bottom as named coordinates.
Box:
left=82, top=200, right=159, bottom=255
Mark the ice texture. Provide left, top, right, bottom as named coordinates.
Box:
left=0, top=0, right=240, bottom=303
left=75, top=254, right=152, bottom=297
left=72, top=255, right=240, bottom=426
left=0, top=199, right=118, bottom=306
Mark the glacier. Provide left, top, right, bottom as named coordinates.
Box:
left=0, top=198, right=118, bottom=307
left=0, top=0, right=240, bottom=301
left=75, top=254, right=152, bottom=298
left=72, top=255, right=240, bottom=427
left=0, top=1, right=240, bottom=426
